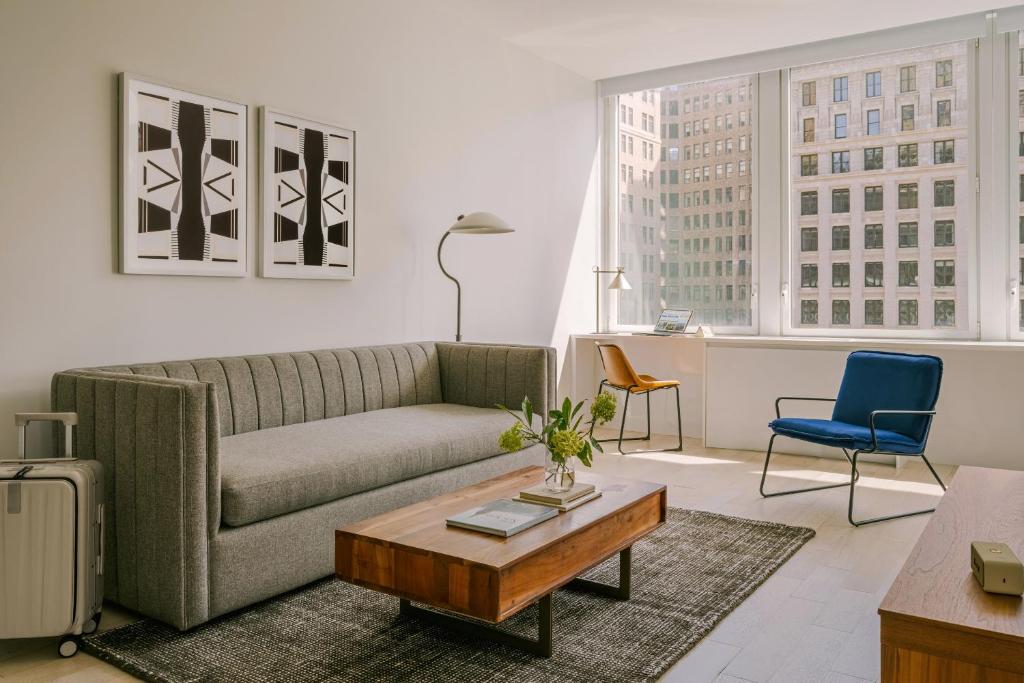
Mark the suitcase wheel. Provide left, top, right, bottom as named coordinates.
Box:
left=82, top=612, right=101, bottom=635
left=58, top=635, right=80, bottom=658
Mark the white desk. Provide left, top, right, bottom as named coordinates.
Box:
left=569, top=333, right=707, bottom=441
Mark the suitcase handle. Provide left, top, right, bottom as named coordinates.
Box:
left=14, top=412, right=78, bottom=459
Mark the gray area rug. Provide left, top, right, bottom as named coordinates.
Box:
left=84, top=509, right=814, bottom=683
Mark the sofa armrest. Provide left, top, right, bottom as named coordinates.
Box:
left=435, top=342, right=556, bottom=419
left=51, top=369, right=220, bottom=630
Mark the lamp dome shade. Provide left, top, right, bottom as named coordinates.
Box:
left=608, top=271, right=632, bottom=290
left=447, top=212, right=514, bottom=234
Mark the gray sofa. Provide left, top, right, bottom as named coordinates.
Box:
left=51, top=341, right=554, bottom=630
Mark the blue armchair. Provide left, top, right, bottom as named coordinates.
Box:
left=759, top=350, right=947, bottom=526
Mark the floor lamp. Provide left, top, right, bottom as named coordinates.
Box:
left=437, top=212, right=514, bottom=342
left=593, top=266, right=631, bottom=333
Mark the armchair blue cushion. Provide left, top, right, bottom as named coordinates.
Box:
left=770, top=350, right=942, bottom=454
left=769, top=417, right=923, bottom=454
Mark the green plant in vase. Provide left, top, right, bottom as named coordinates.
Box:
left=498, top=392, right=617, bottom=492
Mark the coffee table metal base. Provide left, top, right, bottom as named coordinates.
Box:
left=398, top=546, right=632, bottom=658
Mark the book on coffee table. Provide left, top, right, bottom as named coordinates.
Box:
left=519, top=482, right=596, bottom=506
left=445, top=499, right=558, bottom=537
left=513, top=489, right=602, bottom=512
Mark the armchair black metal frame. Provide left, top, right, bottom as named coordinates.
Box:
left=596, top=379, right=683, bottom=455
left=759, top=396, right=947, bottom=527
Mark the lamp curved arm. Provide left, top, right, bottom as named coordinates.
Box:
left=437, top=230, right=462, bottom=342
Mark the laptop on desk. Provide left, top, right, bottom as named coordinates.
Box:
left=635, top=309, right=693, bottom=336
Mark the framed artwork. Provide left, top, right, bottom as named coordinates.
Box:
left=260, top=107, right=355, bottom=279
left=119, top=73, right=247, bottom=276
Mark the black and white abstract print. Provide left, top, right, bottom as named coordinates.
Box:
left=260, top=108, right=355, bottom=279
left=121, top=75, right=247, bottom=276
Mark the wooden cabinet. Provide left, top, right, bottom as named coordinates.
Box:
left=879, top=467, right=1024, bottom=682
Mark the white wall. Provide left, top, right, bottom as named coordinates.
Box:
left=570, top=335, right=1024, bottom=470
left=705, top=340, right=1024, bottom=470
left=0, top=0, right=598, bottom=452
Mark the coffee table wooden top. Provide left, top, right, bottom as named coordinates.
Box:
left=335, top=466, right=666, bottom=622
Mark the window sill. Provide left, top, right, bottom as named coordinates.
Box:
left=575, top=332, right=1024, bottom=352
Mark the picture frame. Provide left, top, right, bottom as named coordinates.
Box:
left=259, top=107, right=356, bottom=280
left=119, top=73, right=248, bottom=276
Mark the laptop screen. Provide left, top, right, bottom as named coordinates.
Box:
left=653, top=309, right=692, bottom=334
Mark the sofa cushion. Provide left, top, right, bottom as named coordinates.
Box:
left=219, top=403, right=522, bottom=527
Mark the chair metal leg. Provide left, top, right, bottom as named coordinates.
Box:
left=598, top=387, right=651, bottom=446
left=617, top=390, right=630, bottom=453
left=759, top=435, right=861, bottom=498
left=672, top=385, right=683, bottom=451
left=596, top=384, right=682, bottom=455
left=847, top=450, right=946, bottom=527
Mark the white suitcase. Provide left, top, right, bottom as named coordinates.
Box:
left=0, top=412, right=104, bottom=658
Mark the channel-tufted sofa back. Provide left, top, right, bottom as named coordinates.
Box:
left=52, top=341, right=555, bottom=439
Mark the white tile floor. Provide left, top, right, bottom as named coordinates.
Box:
left=0, top=433, right=952, bottom=682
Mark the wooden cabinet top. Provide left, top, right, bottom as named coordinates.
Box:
left=879, top=466, right=1024, bottom=643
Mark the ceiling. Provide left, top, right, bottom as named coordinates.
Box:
left=434, top=0, right=997, bottom=80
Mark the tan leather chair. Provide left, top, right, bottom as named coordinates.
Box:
left=596, top=343, right=683, bottom=453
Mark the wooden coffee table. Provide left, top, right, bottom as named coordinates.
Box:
left=335, top=466, right=666, bottom=657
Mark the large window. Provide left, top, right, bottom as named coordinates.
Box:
left=615, top=75, right=755, bottom=328
left=790, top=41, right=970, bottom=332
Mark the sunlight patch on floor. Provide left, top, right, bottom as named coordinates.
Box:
left=759, top=469, right=945, bottom=496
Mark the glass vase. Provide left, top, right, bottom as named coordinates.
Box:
left=544, top=455, right=576, bottom=493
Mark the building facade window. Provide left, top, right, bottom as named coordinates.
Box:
left=803, top=117, right=815, bottom=142
left=864, top=186, right=884, bottom=211
left=934, top=299, right=956, bottom=326
left=934, top=259, right=955, bottom=286
left=834, top=113, right=848, bottom=138
left=800, top=154, right=818, bottom=176
left=866, top=71, right=882, bottom=98
left=865, top=300, right=884, bottom=325
left=864, top=223, right=884, bottom=248
left=899, top=299, right=919, bottom=326
left=898, top=143, right=918, bottom=167
left=901, top=104, right=915, bottom=131
left=801, top=191, right=818, bottom=215
left=937, top=100, right=952, bottom=127
left=934, top=139, right=955, bottom=164
left=833, top=76, right=849, bottom=102
left=832, top=188, right=850, bottom=213
left=832, top=262, right=850, bottom=286
left=934, top=179, right=955, bottom=207
left=864, top=147, right=883, bottom=170
left=936, top=59, right=953, bottom=88
left=832, top=225, right=850, bottom=250
left=864, top=262, right=884, bottom=287
left=801, top=227, right=818, bottom=251
left=898, top=222, right=919, bottom=248
left=934, top=220, right=955, bottom=246
left=801, top=263, right=818, bottom=288
left=899, top=260, right=919, bottom=287
left=898, top=183, right=919, bottom=209
left=802, top=81, right=816, bottom=106
left=832, top=299, right=851, bottom=324
left=900, top=65, right=917, bottom=92
left=867, top=109, right=880, bottom=135
left=832, top=150, right=850, bottom=173
left=801, top=300, right=818, bottom=324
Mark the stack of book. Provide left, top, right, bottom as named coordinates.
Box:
left=515, top=482, right=602, bottom=511
left=443, top=483, right=603, bottom=538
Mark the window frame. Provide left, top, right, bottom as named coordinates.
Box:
left=598, top=19, right=1000, bottom=341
